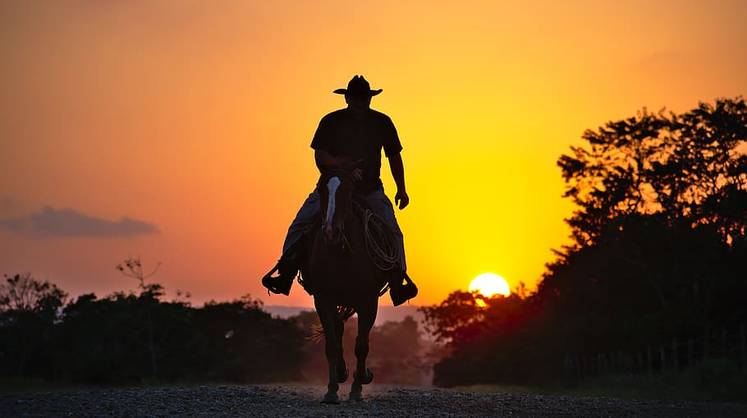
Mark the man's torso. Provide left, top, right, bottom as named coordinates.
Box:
left=311, top=108, right=402, bottom=192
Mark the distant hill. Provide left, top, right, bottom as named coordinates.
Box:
left=264, top=304, right=424, bottom=326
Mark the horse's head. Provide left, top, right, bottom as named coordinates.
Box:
left=319, top=170, right=355, bottom=244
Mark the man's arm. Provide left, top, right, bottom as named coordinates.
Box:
left=315, top=149, right=355, bottom=170
left=388, top=152, right=409, bottom=209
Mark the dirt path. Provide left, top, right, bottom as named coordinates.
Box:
left=3, top=384, right=746, bottom=417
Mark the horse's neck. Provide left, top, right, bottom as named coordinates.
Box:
left=337, top=204, right=357, bottom=235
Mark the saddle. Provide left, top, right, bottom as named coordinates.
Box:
left=262, top=198, right=417, bottom=305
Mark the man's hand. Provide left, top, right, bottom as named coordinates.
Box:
left=395, top=189, right=409, bottom=210
left=345, top=158, right=364, bottom=181
left=387, top=153, right=408, bottom=209
left=315, top=150, right=364, bottom=174
left=338, top=157, right=364, bottom=170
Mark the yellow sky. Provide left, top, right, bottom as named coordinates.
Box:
left=1, top=1, right=746, bottom=306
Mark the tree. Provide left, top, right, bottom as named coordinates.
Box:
left=420, top=291, right=485, bottom=347
left=1, top=269, right=307, bottom=384
left=0, top=273, right=67, bottom=315
left=557, top=97, right=746, bottom=246
left=0, top=274, right=67, bottom=377
left=115, top=257, right=163, bottom=379
left=553, top=97, right=747, bottom=347
left=424, top=97, right=747, bottom=388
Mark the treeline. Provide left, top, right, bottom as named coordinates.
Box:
left=0, top=272, right=305, bottom=384
left=422, top=97, right=747, bottom=393
left=0, top=269, right=433, bottom=385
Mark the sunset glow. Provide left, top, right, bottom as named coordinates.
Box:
left=1, top=2, right=745, bottom=307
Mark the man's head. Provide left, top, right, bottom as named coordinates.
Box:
left=345, top=94, right=371, bottom=109
left=334, top=75, right=381, bottom=110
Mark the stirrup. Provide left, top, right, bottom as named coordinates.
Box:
left=390, top=273, right=418, bottom=306
left=261, top=262, right=294, bottom=296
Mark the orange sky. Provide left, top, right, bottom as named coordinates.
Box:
left=1, top=1, right=746, bottom=307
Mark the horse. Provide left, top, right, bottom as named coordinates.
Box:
left=299, top=170, right=388, bottom=404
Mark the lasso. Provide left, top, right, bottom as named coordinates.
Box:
left=360, top=205, right=401, bottom=272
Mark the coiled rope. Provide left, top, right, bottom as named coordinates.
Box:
left=356, top=203, right=402, bottom=272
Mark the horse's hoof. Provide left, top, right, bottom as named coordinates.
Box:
left=349, top=388, right=363, bottom=402
left=354, top=368, right=374, bottom=385
left=321, top=392, right=339, bottom=404
left=337, top=363, right=348, bottom=383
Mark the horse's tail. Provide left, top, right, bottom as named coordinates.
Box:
left=336, top=305, right=356, bottom=322
left=308, top=305, right=357, bottom=342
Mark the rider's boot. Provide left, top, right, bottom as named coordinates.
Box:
left=261, top=255, right=297, bottom=296
left=389, top=271, right=418, bottom=306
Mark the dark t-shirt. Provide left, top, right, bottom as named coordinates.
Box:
left=310, top=108, right=402, bottom=192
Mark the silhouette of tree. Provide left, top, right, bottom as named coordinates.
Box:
left=0, top=273, right=67, bottom=314
left=549, top=97, right=747, bottom=350
left=0, top=274, right=67, bottom=377
left=421, top=291, right=545, bottom=386
left=558, top=97, right=746, bottom=246
left=420, top=291, right=485, bottom=346
left=425, top=97, right=747, bottom=388
left=114, top=257, right=163, bottom=379
left=0, top=273, right=306, bottom=384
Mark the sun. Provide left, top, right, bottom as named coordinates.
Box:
left=469, top=273, right=510, bottom=297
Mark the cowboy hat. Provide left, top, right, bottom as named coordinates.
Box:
left=333, top=75, right=382, bottom=97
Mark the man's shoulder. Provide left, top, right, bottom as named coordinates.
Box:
left=368, top=109, right=393, bottom=122
left=320, top=108, right=348, bottom=122
left=318, top=108, right=393, bottom=125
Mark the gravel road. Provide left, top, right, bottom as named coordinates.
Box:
left=3, top=384, right=746, bottom=417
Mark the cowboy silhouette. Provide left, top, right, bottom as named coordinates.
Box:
left=262, top=75, right=417, bottom=306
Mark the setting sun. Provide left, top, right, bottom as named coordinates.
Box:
left=468, top=273, right=511, bottom=297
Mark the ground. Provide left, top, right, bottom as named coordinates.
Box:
left=3, top=384, right=747, bottom=417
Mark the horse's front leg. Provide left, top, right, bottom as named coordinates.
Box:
left=314, top=296, right=341, bottom=404
left=335, top=315, right=348, bottom=383
left=350, top=296, right=377, bottom=401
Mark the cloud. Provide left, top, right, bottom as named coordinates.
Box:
left=0, top=206, right=159, bottom=238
